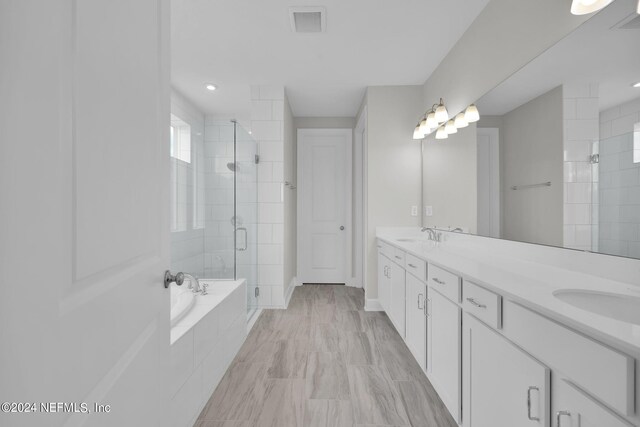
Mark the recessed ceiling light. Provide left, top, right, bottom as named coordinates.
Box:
left=205, top=84, right=217, bottom=91
left=633, top=82, right=640, bottom=88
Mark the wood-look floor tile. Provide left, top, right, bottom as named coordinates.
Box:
left=396, top=379, right=457, bottom=427
left=306, top=352, right=350, bottom=399
left=337, top=310, right=365, bottom=332
left=235, top=329, right=278, bottom=363
left=254, top=379, right=305, bottom=427
left=199, top=362, right=267, bottom=421
left=345, top=332, right=382, bottom=365
left=360, top=312, right=398, bottom=342
left=303, top=399, right=354, bottom=427
left=377, top=337, right=424, bottom=381
left=310, top=323, right=347, bottom=353
left=347, top=365, right=409, bottom=426
left=194, top=421, right=251, bottom=427
left=267, top=339, right=309, bottom=379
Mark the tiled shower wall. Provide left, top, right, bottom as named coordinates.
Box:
left=251, top=86, right=286, bottom=308
left=598, top=97, right=640, bottom=258
left=170, top=91, right=206, bottom=277
left=562, top=83, right=599, bottom=252
left=202, top=119, right=236, bottom=279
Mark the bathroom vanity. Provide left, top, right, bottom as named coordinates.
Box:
left=377, top=228, right=639, bottom=427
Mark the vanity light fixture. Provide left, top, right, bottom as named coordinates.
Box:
left=464, top=104, right=480, bottom=123
left=633, top=82, right=640, bottom=88
left=435, top=126, right=448, bottom=140
left=413, top=124, right=423, bottom=140
left=445, top=120, right=457, bottom=135
left=454, top=112, right=468, bottom=128
left=570, top=0, right=612, bottom=15
left=205, top=83, right=218, bottom=91
left=426, top=110, right=438, bottom=129
left=434, top=98, right=449, bottom=123
left=419, top=116, right=429, bottom=135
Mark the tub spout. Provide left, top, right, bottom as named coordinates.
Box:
left=183, top=273, right=201, bottom=293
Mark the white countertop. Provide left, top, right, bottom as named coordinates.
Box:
left=377, top=228, right=640, bottom=356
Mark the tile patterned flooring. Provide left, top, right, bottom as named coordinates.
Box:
left=195, top=285, right=457, bottom=427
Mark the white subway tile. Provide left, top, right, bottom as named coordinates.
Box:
left=257, top=162, right=273, bottom=182
left=576, top=98, right=599, bottom=119
left=260, top=86, right=285, bottom=100
left=258, top=244, right=283, bottom=265
left=564, top=203, right=591, bottom=225
left=252, top=120, right=282, bottom=141
left=271, top=100, right=284, bottom=120
left=258, top=140, right=284, bottom=161
left=258, top=182, right=282, bottom=203
left=611, top=113, right=639, bottom=138
left=563, top=83, right=591, bottom=98
left=259, top=202, right=284, bottom=223
left=566, top=119, right=599, bottom=141
left=258, top=224, right=273, bottom=244
left=563, top=99, right=576, bottom=120
left=564, top=140, right=592, bottom=162
left=272, top=162, right=284, bottom=182
left=251, top=100, right=272, bottom=121
left=259, top=265, right=284, bottom=286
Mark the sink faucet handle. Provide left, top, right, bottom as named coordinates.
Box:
left=201, top=283, right=208, bottom=295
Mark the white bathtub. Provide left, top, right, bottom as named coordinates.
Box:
left=170, top=279, right=247, bottom=427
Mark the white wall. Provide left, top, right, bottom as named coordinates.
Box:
left=422, top=124, right=478, bottom=233
left=283, top=96, right=297, bottom=301
left=170, top=90, right=206, bottom=277
left=294, top=117, right=356, bottom=129
left=598, top=96, right=640, bottom=258
left=501, top=86, right=564, bottom=246
left=364, top=86, right=424, bottom=298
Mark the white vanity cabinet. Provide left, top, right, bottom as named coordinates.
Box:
left=377, top=249, right=391, bottom=311
left=389, top=260, right=406, bottom=338
left=405, top=271, right=427, bottom=371
left=463, top=313, right=550, bottom=427
left=429, top=287, right=462, bottom=423
left=553, top=379, right=634, bottom=427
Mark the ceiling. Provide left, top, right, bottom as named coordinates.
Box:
left=477, top=0, right=640, bottom=116
left=171, top=0, right=490, bottom=119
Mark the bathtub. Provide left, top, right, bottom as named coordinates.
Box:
left=169, top=279, right=247, bottom=427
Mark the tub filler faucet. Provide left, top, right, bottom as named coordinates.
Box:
left=183, top=273, right=201, bottom=293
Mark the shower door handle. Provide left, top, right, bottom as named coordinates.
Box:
left=236, top=227, right=248, bottom=251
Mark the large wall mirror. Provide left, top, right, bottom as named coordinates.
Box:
left=422, top=0, right=640, bottom=259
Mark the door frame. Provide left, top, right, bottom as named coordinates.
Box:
left=353, top=109, right=367, bottom=288
left=297, top=128, right=353, bottom=285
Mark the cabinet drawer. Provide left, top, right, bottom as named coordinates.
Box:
left=405, top=253, right=426, bottom=282
left=503, top=301, right=635, bottom=416
left=428, top=264, right=460, bottom=303
left=392, top=247, right=405, bottom=267
left=462, top=281, right=502, bottom=329
left=555, top=379, right=633, bottom=427
left=378, top=240, right=393, bottom=258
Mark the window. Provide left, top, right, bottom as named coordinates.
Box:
left=634, top=122, right=640, bottom=164
left=170, top=114, right=191, bottom=163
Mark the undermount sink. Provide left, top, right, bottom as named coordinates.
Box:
left=553, top=289, right=640, bottom=325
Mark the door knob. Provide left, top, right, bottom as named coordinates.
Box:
left=164, top=270, right=184, bottom=288
left=340, top=226, right=345, bottom=230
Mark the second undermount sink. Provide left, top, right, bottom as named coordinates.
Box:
left=553, top=289, right=640, bottom=325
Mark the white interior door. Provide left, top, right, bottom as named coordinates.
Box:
left=297, top=129, right=352, bottom=284
left=0, top=2, right=170, bottom=427
left=477, top=128, right=501, bottom=238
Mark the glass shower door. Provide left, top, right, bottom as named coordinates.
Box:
left=233, top=122, right=259, bottom=319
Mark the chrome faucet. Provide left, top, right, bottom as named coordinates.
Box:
left=183, top=273, right=201, bottom=293
left=421, top=227, right=438, bottom=241
left=451, top=227, right=464, bottom=233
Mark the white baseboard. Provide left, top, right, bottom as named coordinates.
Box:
left=364, top=298, right=383, bottom=311
left=284, top=277, right=298, bottom=308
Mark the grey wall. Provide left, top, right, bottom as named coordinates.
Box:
left=365, top=86, right=424, bottom=298
left=502, top=86, right=564, bottom=246
left=422, top=0, right=589, bottom=118
left=283, top=96, right=297, bottom=297
left=422, top=124, right=478, bottom=233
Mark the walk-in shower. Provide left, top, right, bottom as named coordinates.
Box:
left=169, top=111, right=259, bottom=321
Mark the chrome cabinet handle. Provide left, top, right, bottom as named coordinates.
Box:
left=408, top=263, right=417, bottom=268
left=236, top=227, right=248, bottom=251
left=418, top=293, right=424, bottom=309
left=556, top=410, right=571, bottom=427
left=164, top=270, right=184, bottom=288
left=527, top=386, right=540, bottom=421
left=432, top=277, right=445, bottom=285
left=425, top=297, right=431, bottom=317
left=466, top=297, right=486, bottom=309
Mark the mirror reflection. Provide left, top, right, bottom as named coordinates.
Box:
left=422, top=0, right=640, bottom=259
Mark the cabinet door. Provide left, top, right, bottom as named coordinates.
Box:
left=430, top=289, right=462, bottom=422
left=464, top=313, right=550, bottom=427
left=377, top=252, right=390, bottom=311
left=389, top=261, right=406, bottom=338
left=553, top=379, right=633, bottom=427
left=405, top=273, right=426, bottom=371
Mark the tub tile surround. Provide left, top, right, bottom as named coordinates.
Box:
left=377, top=227, right=640, bottom=355
left=170, top=280, right=247, bottom=427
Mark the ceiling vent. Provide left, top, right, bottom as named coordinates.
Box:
left=289, top=6, right=326, bottom=33
left=612, top=12, right=640, bottom=30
